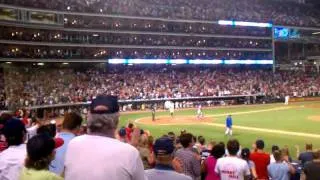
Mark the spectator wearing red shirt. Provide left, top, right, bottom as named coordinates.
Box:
left=250, top=140, right=270, bottom=180
left=126, top=123, right=134, bottom=141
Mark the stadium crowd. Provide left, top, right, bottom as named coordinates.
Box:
left=0, top=95, right=320, bottom=180
left=63, top=17, right=272, bottom=36
left=1, top=66, right=320, bottom=109
left=0, top=27, right=272, bottom=49
left=1, top=0, right=320, bottom=27
left=0, top=69, right=5, bottom=110
left=0, top=45, right=272, bottom=61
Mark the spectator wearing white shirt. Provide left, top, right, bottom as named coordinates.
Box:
left=0, top=119, right=27, bottom=180
left=270, top=145, right=280, bottom=164
left=64, top=95, right=147, bottom=180
left=215, top=139, right=250, bottom=180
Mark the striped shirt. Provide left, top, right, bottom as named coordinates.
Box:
left=175, top=148, right=201, bottom=180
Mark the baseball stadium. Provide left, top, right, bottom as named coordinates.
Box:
left=0, top=0, right=320, bottom=180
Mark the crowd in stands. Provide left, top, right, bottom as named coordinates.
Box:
left=0, top=27, right=272, bottom=49
left=0, top=69, right=5, bottom=110
left=0, top=45, right=272, bottom=60
left=62, top=16, right=271, bottom=36
left=1, top=95, right=320, bottom=180
left=1, top=66, right=320, bottom=110
left=1, top=0, right=320, bottom=27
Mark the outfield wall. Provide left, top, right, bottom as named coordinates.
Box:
left=290, top=96, right=320, bottom=102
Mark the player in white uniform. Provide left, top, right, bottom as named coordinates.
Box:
left=197, top=105, right=203, bottom=120
left=285, top=95, right=290, bottom=105
left=169, top=104, right=174, bottom=118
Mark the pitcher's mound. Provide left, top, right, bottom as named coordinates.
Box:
left=308, top=115, right=320, bottom=122
left=136, top=116, right=214, bottom=125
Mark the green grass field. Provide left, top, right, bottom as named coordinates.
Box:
left=119, top=102, right=320, bottom=158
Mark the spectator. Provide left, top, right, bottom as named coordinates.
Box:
left=215, top=139, right=250, bottom=180
left=145, top=137, right=192, bottom=180
left=50, top=112, right=83, bottom=175
left=117, top=127, right=127, bottom=143
left=175, top=133, right=201, bottom=180
left=280, top=147, right=292, bottom=163
left=0, top=112, right=13, bottom=152
left=0, top=119, right=27, bottom=180
left=202, top=143, right=225, bottom=180
left=195, top=136, right=206, bottom=153
left=126, top=123, right=134, bottom=142
left=241, top=148, right=258, bottom=180
left=64, top=95, right=147, bottom=180
left=20, top=134, right=64, bottom=180
left=267, top=150, right=295, bottom=180
left=148, top=135, right=154, bottom=153
left=26, top=119, right=41, bottom=140
left=297, top=144, right=314, bottom=167
left=270, top=145, right=279, bottom=163
left=168, top=131, right=176, bottom=141
left=302, top=150, right=320, bottom=180
left=250, top=139, right=270, bottom=180
left=137, top=134, right=155, bottom=169
left=37, top=124, right=57, bottom=138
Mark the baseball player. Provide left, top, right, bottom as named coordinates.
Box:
left=169, top=103, right=174, bottom=118
left=151, top=104, right=156, bottom=121
left=285, top=95, right=290, bottom=105
left=225, top=115, right=233, bottom=136
left=197, top=105, right=203, bottom=120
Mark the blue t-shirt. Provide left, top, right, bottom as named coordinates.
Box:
left=50, top=132, right=76, bottom=175
left=268, top=162, right=290, bottom=180
left=226, top=117, right=232, bottom=128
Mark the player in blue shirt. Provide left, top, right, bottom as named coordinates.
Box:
left=225, top=115, right=233, bottom=136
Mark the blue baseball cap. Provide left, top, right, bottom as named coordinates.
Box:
left=118, top=128, right=126, bottom=137
left=90, top=95, right=119, bottom=114
left=153, top=137, right=175, bottom=156
left=3, top=118, right=26, bottom=138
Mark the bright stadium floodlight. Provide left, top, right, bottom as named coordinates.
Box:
left=218, top=20, right=234, bottom=26
left=234, top=21, right=272, bottom=28
left=257, top=60, right=273, bottom=64
left=170, top=59, right=187, bottom=64
left=224, top=60, right=273, bottom=64
left=189, top=59, right=223, bottom=64
left=240, top=60, right=256, bottom=64
left=109, top=58, right=273, bottom=65
left=127, top=59, right=168, bottom=64
left=108, top=59, right=126, bottom=64
left=224, top=60, right=239, bottom=64
left=218, top=20, right=272, bottom=28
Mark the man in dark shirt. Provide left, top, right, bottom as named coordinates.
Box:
left=297, top=144, right=314, bottom=167
left=302, top=150, right=320, bottom=180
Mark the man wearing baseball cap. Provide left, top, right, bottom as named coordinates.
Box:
left=20, top=134, right=64, bottom=180
left=146, top=137, right=192, bottom=180
left=64, top=95, right=147, bottom=180
left=0, top=119, right=27, bottom=180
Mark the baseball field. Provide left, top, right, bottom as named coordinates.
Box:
left=119, top=101, right=320, bottom=158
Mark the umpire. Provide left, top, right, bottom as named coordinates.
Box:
left=151, top=104, right=156, bottom=121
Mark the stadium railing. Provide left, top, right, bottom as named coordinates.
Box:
left=24, top=95, right=266, bottom=115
